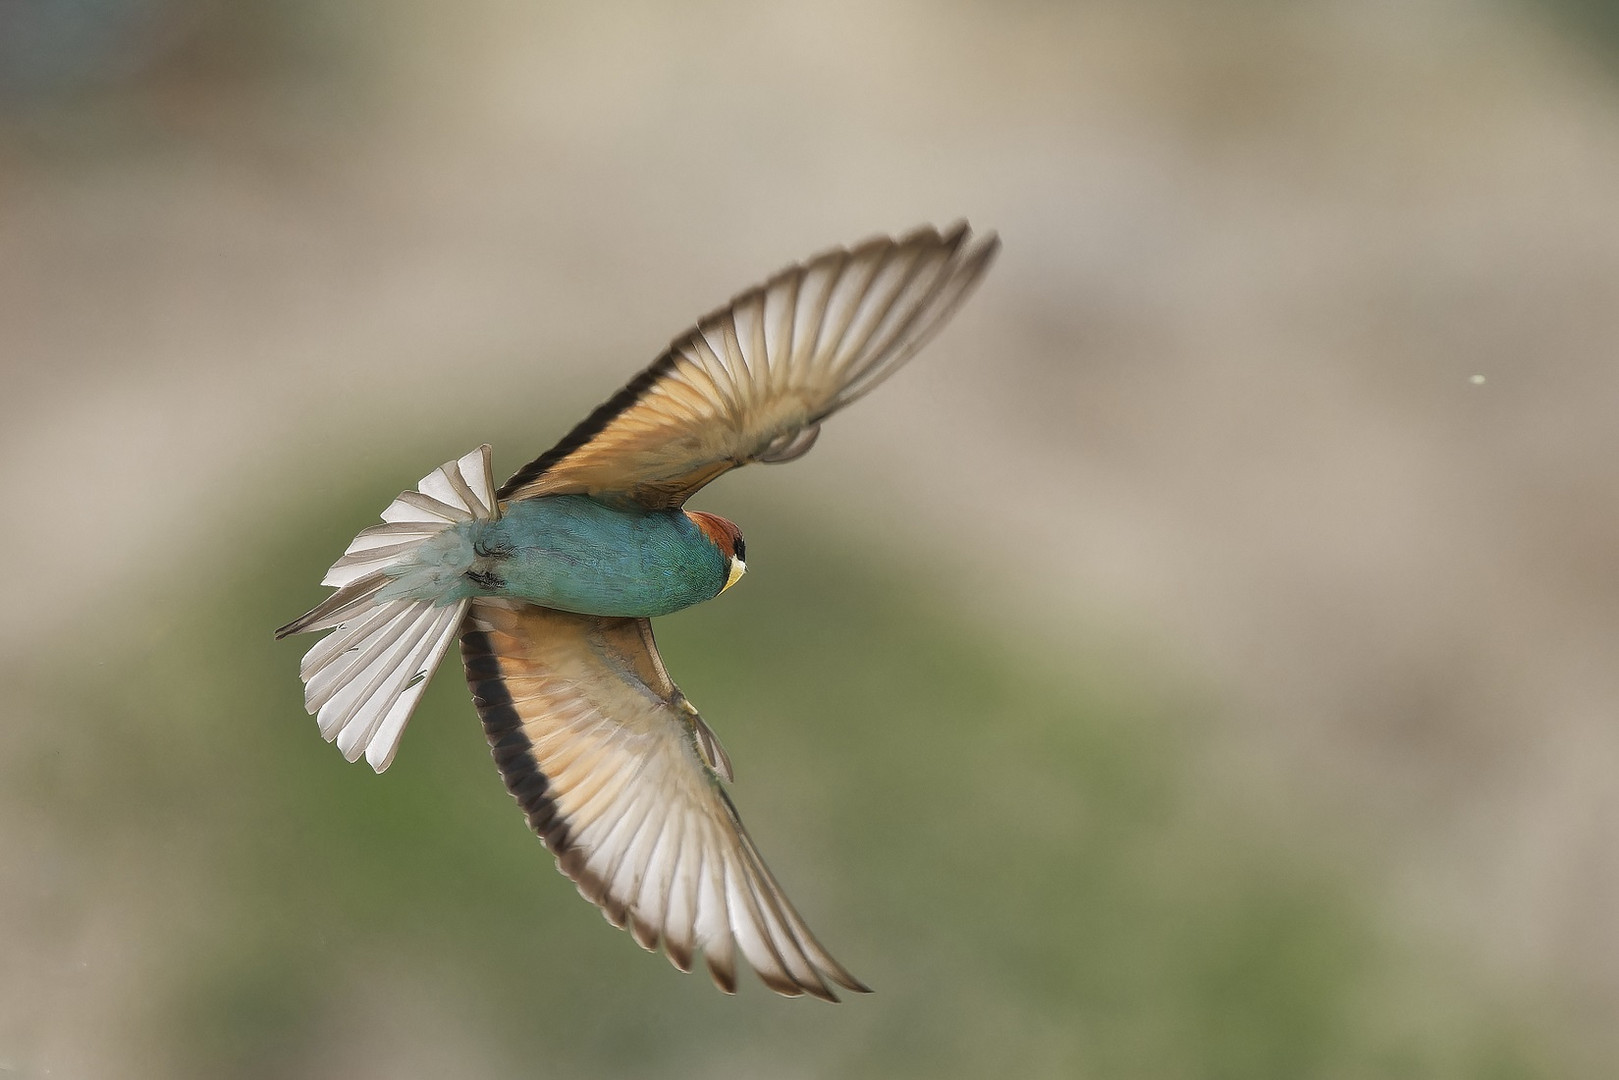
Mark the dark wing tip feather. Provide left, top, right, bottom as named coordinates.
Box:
left=631, top=915, right=661, bottom=953
left=706, top=956, right=739, bottom=995
left=600, top=891, right=631, bottom=930
left=804, top=982, right=842, bottom=1004
left=757, top=970, right=810, bottom=999
left=665, top=937, right=695, bottom=973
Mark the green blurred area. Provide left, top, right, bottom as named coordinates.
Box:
left=7, top=449, right=1569, bottom=1078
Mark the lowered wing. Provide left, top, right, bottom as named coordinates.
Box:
left=461, top=598, right=868, bottom=1000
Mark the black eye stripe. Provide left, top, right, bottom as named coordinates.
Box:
left=734, top=536, right=746, bottom=562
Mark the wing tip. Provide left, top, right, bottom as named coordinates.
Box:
left=958, top=224, right=1001, bottom=278
left=706, top=955, right=740, bottom=995
left=830, top=968, right=874, bottom=995
left=665, top=936, right=696, bottom=973
left=631, top=915, right=661, bottom=953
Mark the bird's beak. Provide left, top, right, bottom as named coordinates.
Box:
left=722, top=557, right=747, bottom=593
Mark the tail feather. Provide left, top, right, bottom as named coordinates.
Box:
left=385, top=490, right=474, bottom=525
left=321, top=536, right=437, bottom=588
left=299, top=598, right=412, bottom=682
left=305, top=599, right=423, bottom=713
left=274, top=571, right=391, bottom=639
left=277, top=445, right=497, bottom=772
left=345, top=604, right=464, bottom=771
left=320, top=600, right=464, bottom=769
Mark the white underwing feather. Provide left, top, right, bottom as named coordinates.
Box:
left=496, top=224, right=997, bottom=509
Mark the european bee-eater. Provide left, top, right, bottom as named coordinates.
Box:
left=277, top=223, right=999, bottom=1000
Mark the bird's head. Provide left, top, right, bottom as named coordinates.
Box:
left=686, top=510, right=747, bottom=594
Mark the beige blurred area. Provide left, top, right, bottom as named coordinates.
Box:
left=5, top=0, right=1619, bottom=1074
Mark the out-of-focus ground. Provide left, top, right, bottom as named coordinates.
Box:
left=5, top=0, right=1619, bottom=1076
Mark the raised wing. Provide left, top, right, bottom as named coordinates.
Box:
left=498, top=222, right=999, bottom=508
left=461, top=598, right=869, bottom=1000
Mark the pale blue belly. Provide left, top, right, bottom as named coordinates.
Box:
left=464, top=495, right=727, bottom=618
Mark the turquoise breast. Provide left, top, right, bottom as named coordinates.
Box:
left=465, top=495, right=728, bottom=618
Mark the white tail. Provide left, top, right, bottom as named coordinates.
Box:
left=276, top=445, right=498, bottom=772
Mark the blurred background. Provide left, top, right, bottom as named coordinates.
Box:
left=4, top=0, right=1619, bottom=1076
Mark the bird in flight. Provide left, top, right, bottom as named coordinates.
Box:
left=277, top=223, right=999, bottom=1000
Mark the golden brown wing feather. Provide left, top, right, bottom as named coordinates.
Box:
left=460, top=598, right=869, bottom=1000
left=497, top=222, right=999, bottom=509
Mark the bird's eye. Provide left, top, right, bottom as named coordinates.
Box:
left=734, top=536, right=746, bottom=562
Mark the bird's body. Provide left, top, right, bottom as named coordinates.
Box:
left=375, top=495, right=736, bottom=618
left=277, top=223, right=998, bottom=1000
